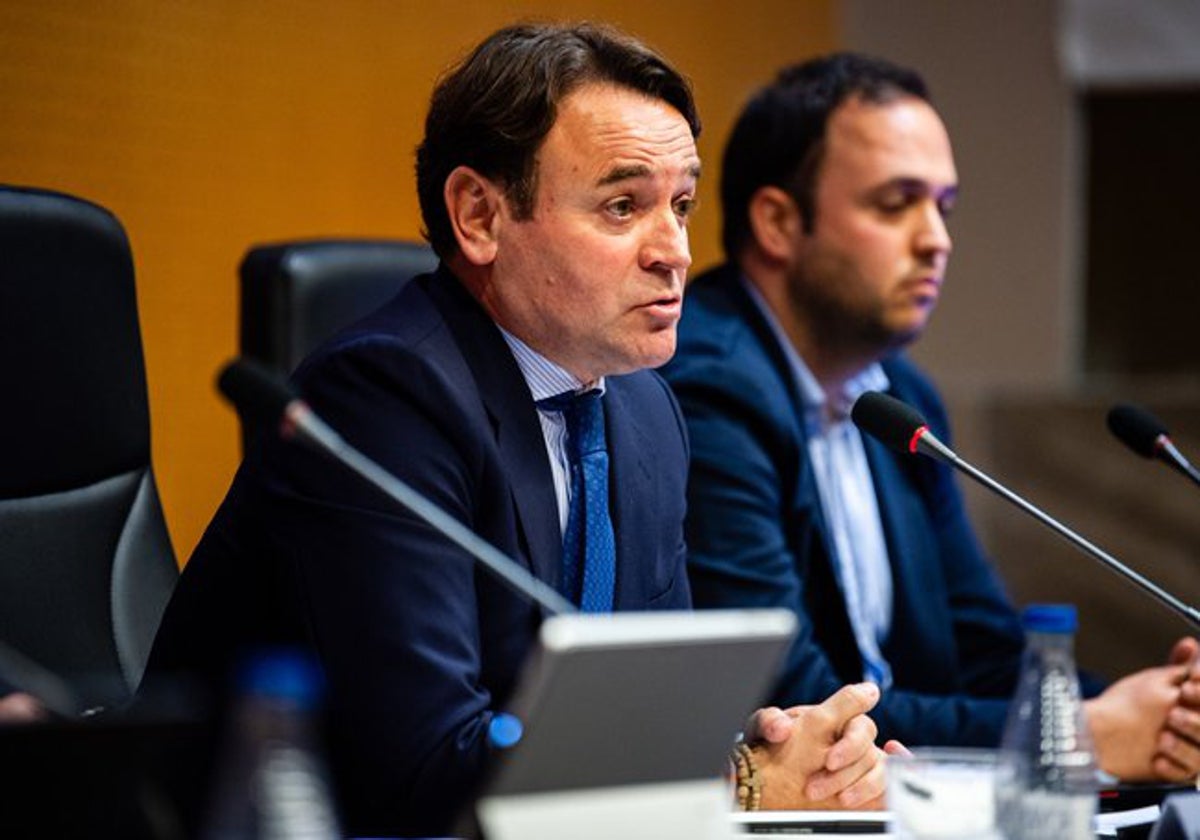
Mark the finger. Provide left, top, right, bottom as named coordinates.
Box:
left=1167, top=706, right=1200, bottom=747
left=1182, top=679, right=1200, bottom=708
left=1152, top=752, right=1198, bottom=784
left=835, top=751, right=889, bottom=809
left=771, top=703, right=812, bottom=720
left=1160, top=724, right=1200, bottom=776
left=1182, top=662, right=1200, bottom=689
left=745, top=706, right=793, bottom=744
left=1163, top=664, right=1192, bottom=693
left=1168, top=637, right=1200, bottom=667
left=835, top=758, right=892, bottom=811
left=883, top=739, right=911, bottom=757
left=805, top=747, right=878, bottom=803
left=815, top=682, right=881, bottom=730
left=826, top=710, right=878, bottom=771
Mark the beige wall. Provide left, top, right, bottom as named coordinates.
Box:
left=0, top=1, right=836, bottom=560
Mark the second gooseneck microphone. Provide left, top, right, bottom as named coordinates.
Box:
left=851, top=391, right=1200, bottom=630
left=1107, top=403, right=1200, bottom=491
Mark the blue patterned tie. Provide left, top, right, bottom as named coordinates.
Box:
left=538, top=390, right=615, bottom=612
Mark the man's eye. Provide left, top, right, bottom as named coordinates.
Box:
left=877, top=194, right=913, bottom=214
left=606, top=198, right=635, bottom=218
left=674, top=197, right=697, bottom=220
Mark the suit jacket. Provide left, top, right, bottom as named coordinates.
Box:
left=661, top=263, right=1029, bottom=747
left=144, top=267, right=691, bottom=836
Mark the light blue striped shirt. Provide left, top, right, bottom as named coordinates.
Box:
left=499, top=329, right=605, bottom=537
left=741, top=276, right=895, bottom=689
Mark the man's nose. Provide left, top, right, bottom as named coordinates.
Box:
left=913, top=201, right=952, bottom=258
left=640, top=207, right=692, bottom=276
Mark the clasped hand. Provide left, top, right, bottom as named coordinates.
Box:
left=1087, top=636, right=1200, bottom=782
left=742, top=682, right=905, bottom=810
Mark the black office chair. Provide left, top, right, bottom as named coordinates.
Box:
left=237, top=238, right=438, bottom=447
left=0, top=185, right=179, bottom=711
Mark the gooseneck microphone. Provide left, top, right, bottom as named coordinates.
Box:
left=217, top=359, right=576, bottom=616
left=851, top=391, right=1200, bottom=630
left=1107, top=403, right=1200, bottom=491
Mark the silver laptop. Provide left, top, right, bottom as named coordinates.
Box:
left=475, top=608, right=797, bottom=840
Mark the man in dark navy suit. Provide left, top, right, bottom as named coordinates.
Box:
left=144, top=26, right=895, bottom=836
left=661, top=52, right=1200, bottom=783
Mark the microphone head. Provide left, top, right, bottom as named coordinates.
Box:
left=850, top=391, right=929, bottom=455
left=216, top=358, right=297, bottom=430
left=1107, top=403, right=1168, bottom=459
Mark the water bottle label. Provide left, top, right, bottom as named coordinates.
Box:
left=996, top=790, right=1094, bottom=840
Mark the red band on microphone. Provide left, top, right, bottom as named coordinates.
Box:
left=908, top=426, right=928, bottom=455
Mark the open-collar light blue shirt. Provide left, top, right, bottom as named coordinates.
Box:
left=742, top=276, right=895, bottom=689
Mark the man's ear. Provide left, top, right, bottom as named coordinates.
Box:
left=747, top=185, right=804, bottom=264
left=444, top=166, right=502, bottom=266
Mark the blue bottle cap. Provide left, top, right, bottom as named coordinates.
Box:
left=488, top=713, right=524, bottom=749
left=237, top=647, right=325, bottom=709
left=1021, top=603, right=1077, bottom=633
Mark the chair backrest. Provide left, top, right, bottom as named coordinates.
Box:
left=0, top=185, right=179, bottom=711
left=237, top=238, right=437, bottom=448
left=239, top=238, right=438, bottom=375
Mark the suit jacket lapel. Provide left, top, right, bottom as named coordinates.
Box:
left=716, top=270, right=835, bottom=564
left=425, top=270, right=562, bottom=591
left=863, top=435, right=937, bottom=650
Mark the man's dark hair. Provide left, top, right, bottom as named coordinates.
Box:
left=720, top=52, right=929, bottom=258
left=416, top=22, right=700, bottom=259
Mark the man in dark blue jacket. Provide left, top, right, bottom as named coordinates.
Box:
left=144, top=27, right=892, bottom=836
left=661, top=52, right=1200, bottom=782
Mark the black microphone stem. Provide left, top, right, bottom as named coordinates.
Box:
left=937, top=444, right=1200, bottom=630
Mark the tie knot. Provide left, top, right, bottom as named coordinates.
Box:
left=539, top=390, right=605, bottom=460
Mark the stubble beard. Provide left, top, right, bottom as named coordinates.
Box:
left=788, top=263, right=929, bottom=370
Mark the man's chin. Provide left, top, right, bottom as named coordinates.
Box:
left=644, top=337, right=679, bottom=371
left=882, top=313, right=933, bottom=350
left=608, top=339, right=678, bottom=376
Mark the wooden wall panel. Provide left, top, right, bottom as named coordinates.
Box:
left=0, top=1, right=835, bottom=559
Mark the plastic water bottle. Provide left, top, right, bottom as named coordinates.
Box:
left=202, top=648, right=341, bottom=840
left=995, top=604, right=1097, bottom=840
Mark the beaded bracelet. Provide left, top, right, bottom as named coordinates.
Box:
left=731, top=741, right=764, bottom=811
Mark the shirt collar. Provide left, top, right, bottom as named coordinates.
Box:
left=499, top=328, right=606, bottom=402
left=739, top=273, right=888, bottom=425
